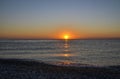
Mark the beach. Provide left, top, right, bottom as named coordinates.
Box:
left=0, top=58, right=120, bottom=79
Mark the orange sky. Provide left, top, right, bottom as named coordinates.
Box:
left=0, top=0, right=120, bottom=39
left=0, top=26, right=120, bottom=39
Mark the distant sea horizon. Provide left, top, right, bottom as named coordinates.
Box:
left=0, top=37, right=120, bottom=40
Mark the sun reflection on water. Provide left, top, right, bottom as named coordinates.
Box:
left=53, top=53, right=73, bottom=57
left=64, top=43, right=69, bottom=48
left=52, top=40, right=74, bottom=65
left=63, top=54, right=69, bottom=57
left=64, top=40, right=70, bottom=52
left=61, top=40, right=73, bottom=65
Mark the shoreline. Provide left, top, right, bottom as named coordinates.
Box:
left=0, top=58, right=120, bottom=79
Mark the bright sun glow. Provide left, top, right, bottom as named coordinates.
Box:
left=64, top=35, right=69, bottom=40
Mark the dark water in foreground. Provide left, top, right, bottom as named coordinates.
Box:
left=0, top=39, right=120, bottom=66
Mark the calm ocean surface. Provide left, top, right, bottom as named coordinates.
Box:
left=0, top=40, right=120, bottom=66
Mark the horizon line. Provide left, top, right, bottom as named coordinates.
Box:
left=0, top=37, right=120, bottom=40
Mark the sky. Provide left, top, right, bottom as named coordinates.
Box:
left=0, top=0, right=120, bottom=39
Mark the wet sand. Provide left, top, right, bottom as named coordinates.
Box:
left=0, top=58, right=120, bottom=79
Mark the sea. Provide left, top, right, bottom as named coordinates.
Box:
left=0, top=39, right=120, bottom=67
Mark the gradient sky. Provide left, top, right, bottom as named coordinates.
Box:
left=0, top=0, right=120, bottom=39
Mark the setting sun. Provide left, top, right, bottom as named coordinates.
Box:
left=57, top=30, right=79, bottom=39
left=64, top=35, right=69, bottom=40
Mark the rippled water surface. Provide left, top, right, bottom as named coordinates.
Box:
left=0, top=40, right=120, bottom=66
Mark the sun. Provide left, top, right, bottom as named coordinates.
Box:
left=64, top=35, right=69, bottom=40
left=58, top=31, right=75, bottom=39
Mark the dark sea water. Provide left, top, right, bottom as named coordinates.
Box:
left=0, top=39, right=120, bottom=66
